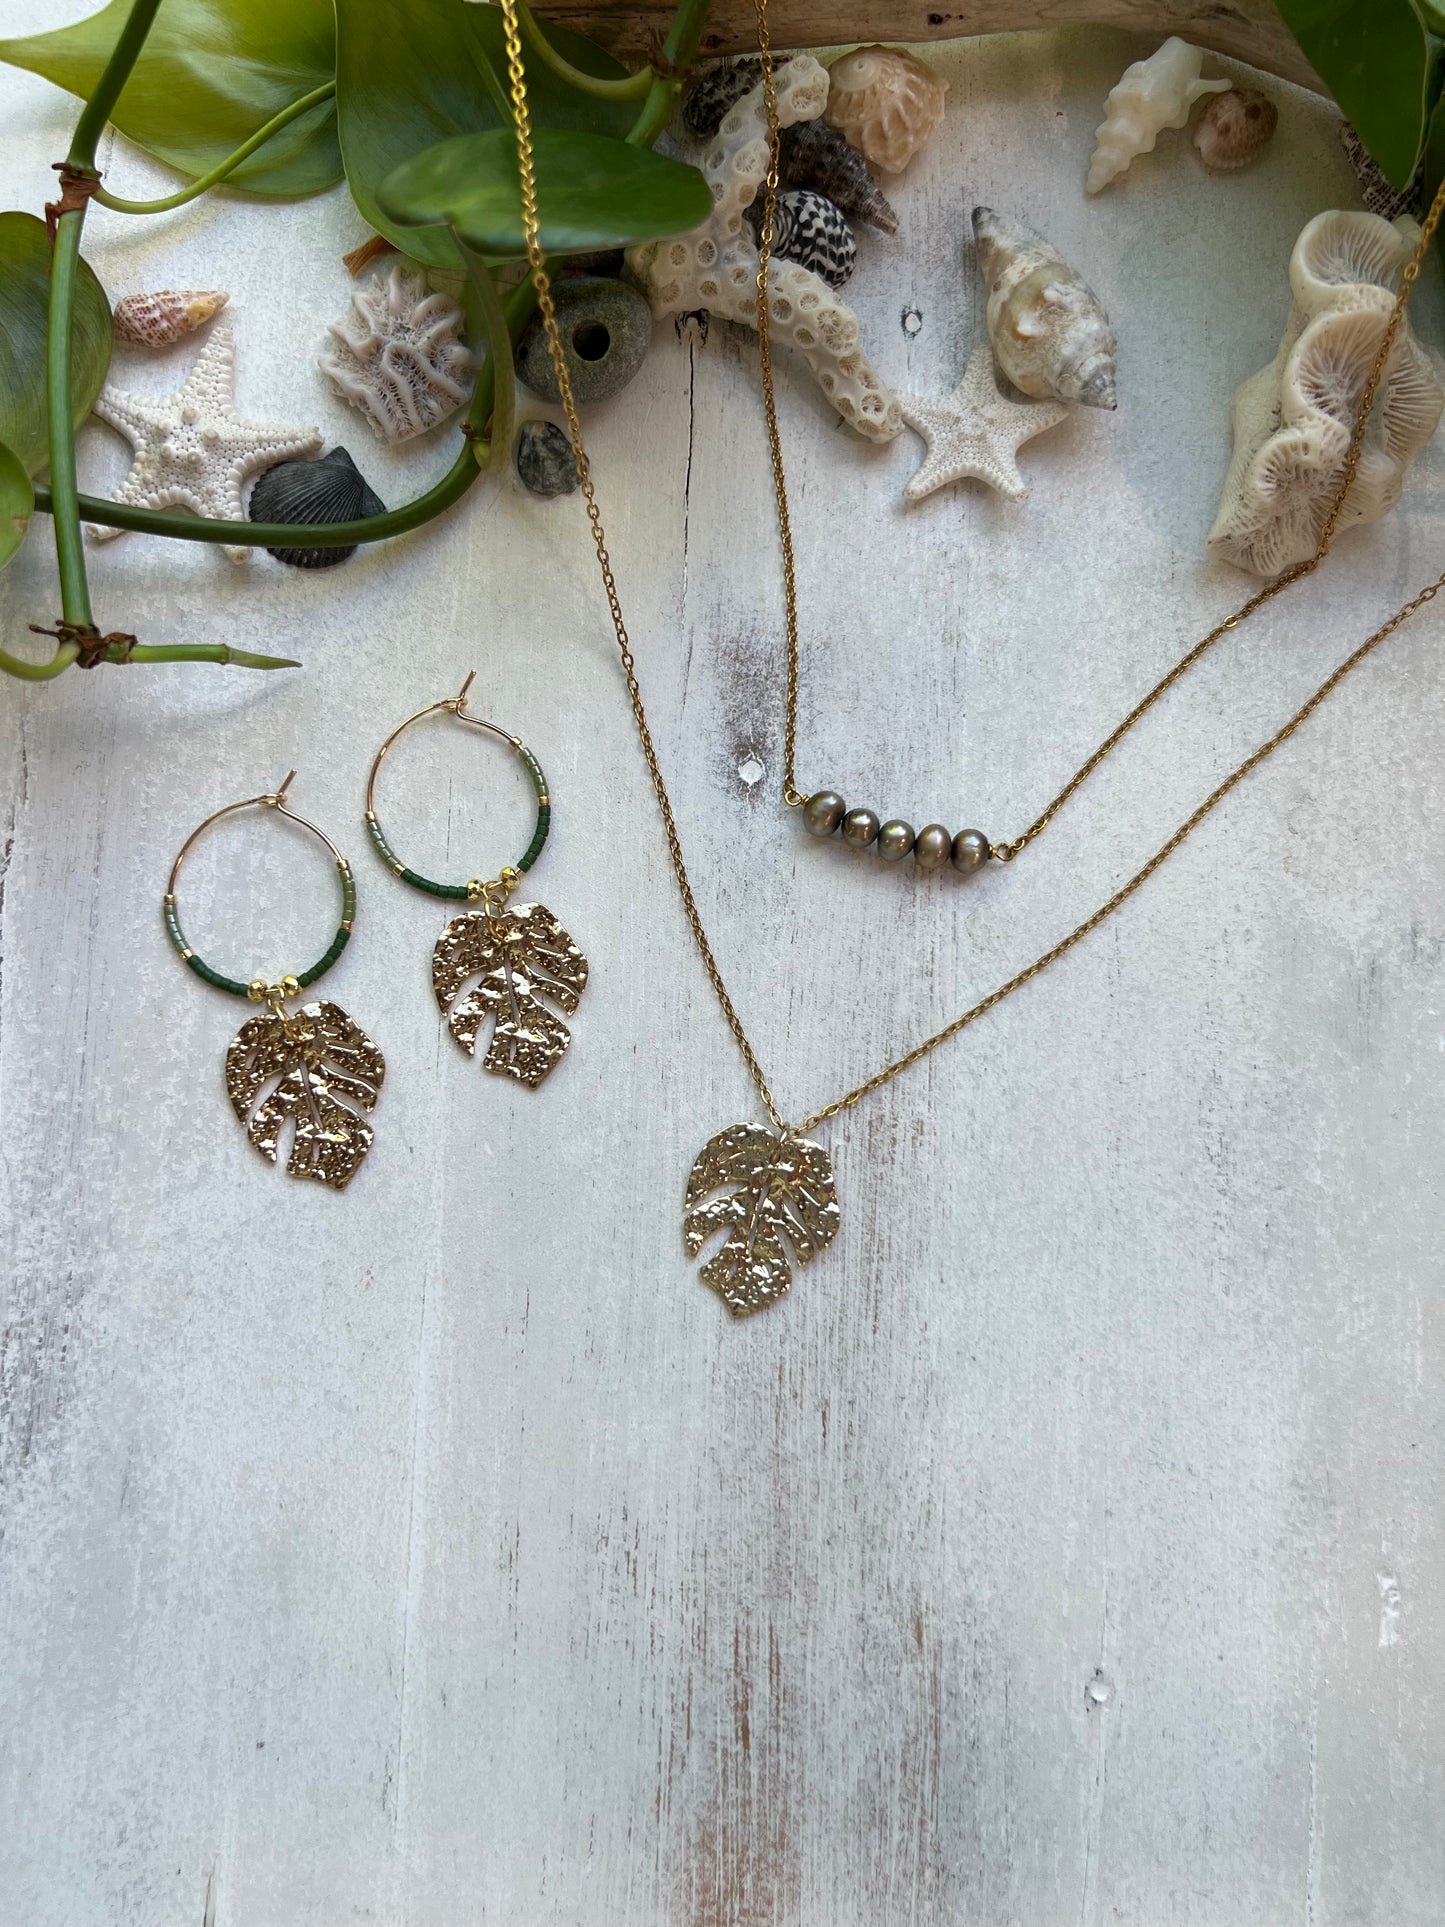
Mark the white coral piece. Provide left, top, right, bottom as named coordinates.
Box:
left=626, top=57, right=902, bottom=442
left=1208, top=211, right=1444, bottom=578
left=319, top=264, right=473, bottom=444
left=1085, top=36, right=1229, bottom=194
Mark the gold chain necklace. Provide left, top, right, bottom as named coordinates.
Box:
left=499, top=0, right=1445, bottom=1315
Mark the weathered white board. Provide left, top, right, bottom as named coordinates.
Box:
left=1, top=14, right=1442, bottom=1925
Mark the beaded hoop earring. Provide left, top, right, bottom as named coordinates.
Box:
left=164, top=772, right=385, bottom=1190
left=365, top=672, right=589, bottom=1088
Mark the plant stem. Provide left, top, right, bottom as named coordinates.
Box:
left=33, top=0, right=166, bottom=682
left=515, top=0, right=654, bottom=99
left=92, top=82, right=337, bottom=214
left=457, top=240, right=515, bottom=470
left=47, top=212, right=92, bottom=633
left=625, top=0, right=713, bottom=145
left=0, top=640, right=81, bottom=679
left=33, top=276, right=538, bottom=546
left=124, top=643, right=301, bottom=667
left=70, top=0, right=165, bottom=159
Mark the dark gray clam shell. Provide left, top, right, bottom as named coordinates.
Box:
left=248, top=445, right=386, bottom=569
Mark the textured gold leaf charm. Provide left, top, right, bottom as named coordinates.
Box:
left=432, top=901, right=588, bottom=1088
left=684, top=1123, right=841, bottom=1317
left=224, top=1000, right=385, bottom=1190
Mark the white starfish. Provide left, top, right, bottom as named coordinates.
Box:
left=90, top=325, right=321, bottom=561
left=899, top=344, right=1069, bottom=502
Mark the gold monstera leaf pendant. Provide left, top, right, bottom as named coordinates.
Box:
left=225, top=1000, right=385, bottom=1190
left=684, top=1124, right=841, bottom=1316
left=432, top=901, right=589, bottom=1086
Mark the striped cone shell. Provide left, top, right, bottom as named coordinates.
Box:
left=113, top=290, right=229, bottom=347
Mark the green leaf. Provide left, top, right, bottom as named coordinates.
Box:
left=0, top=0, right=339, bottom=198
left=0, top=212, right=112, bottom=478
left=1275, top=0, right=1439, bottom=187
left=380, top=128, right=711, bottom=256
left=0, top=438, right=33, bottom=570
left=1420, top=87, right=1445, bottom=219
left=335, top=0, right=636, bottom=269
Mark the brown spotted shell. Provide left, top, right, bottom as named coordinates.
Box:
left=823, top=44, right=947, bottom=175
left=1193, top=87, right=1278, bottom=173
left=113, top=290, right=228, bottom=347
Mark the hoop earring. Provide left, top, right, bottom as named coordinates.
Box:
left=365, top=672, right=589, bottom=1088
left=163, top=772, right=385, bottom=1190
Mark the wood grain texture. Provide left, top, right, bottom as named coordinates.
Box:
left=535, top=0, right=1325, bottom=88
left=1, top=15, right=1442, bottom=1927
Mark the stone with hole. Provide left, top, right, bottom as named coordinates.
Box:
left=514, top=277, right=653, bottom=406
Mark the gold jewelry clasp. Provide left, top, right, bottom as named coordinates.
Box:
left=466, top=864, right=522, bottom=913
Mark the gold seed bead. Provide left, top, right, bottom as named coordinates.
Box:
left=248, top=978, right=269, bottom=1002
left=281, top=975, right=300, bottom=998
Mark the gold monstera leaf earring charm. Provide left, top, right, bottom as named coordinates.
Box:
left=163, top=773, right=386, bottom=1190
left=365, top=673, right=589, bottom=1088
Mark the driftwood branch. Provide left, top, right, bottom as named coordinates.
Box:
left=532, top=0, right=1326, bottom=92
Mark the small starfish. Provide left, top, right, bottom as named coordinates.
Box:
left=899, top=344, right=1069, bottom=502
left=90, top=324, right=321, bottom=561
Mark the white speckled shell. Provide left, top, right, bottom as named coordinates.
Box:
left=628, top=58, right=901, bottom=442
left=1086, top=36, right=1229, bottom=194
left=823, top=44, right=946, bottom=176
left=973, top=206, right=1117, bottom=410
left=1208, top=210, right=1443, bottom=577
left=318, top=265, right=473, bottom=444
left=113, top=289, right=228, bottom=347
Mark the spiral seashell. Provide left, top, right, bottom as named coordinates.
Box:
left=1193, top=88, right=1277, bottom=172
left=112, top=289, right=228, bottom=347
left=1208, top=208, right=1444, bottom=576
left=1338, top=122, right=1423, bottom=223
left=683, top=58, right=763, bottom=139
left=972, top=206, right=1117, bottom=411
left=1085, top=37, right=1229, bottom=194
left=746, top=189, right=856, bottom=288
left=778, top=120, right=898, bottom=234
left=823, top=44, right=947, bottom=175
left=248, top=445, right=386, bottom=569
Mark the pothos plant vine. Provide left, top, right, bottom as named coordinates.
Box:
left=0, top=0, right=1436, bottom=683
left=0, top=0, right=713, bottom=679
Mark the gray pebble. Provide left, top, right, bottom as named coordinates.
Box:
left=514, top=420, right=579, bottom=497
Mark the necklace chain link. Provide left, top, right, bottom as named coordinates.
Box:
left=501, top=0, right=1445, bottom=1138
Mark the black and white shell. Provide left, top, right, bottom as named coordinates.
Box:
left=682, top=59, right=763, bottom=139
left=747, top=189, right=857, bottom=289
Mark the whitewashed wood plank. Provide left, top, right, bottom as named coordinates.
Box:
left=1, top=15, right=1442, bottom=1926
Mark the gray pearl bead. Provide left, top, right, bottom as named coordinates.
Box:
left=952, top=828, right=990, bottom=874
left=841, top=807, right=880, bottom=847
left=913, top=823, right=952, bottom=871
left=876, top=819, right=915, bottom=861
left=802, top=790, right=847, bottom=837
